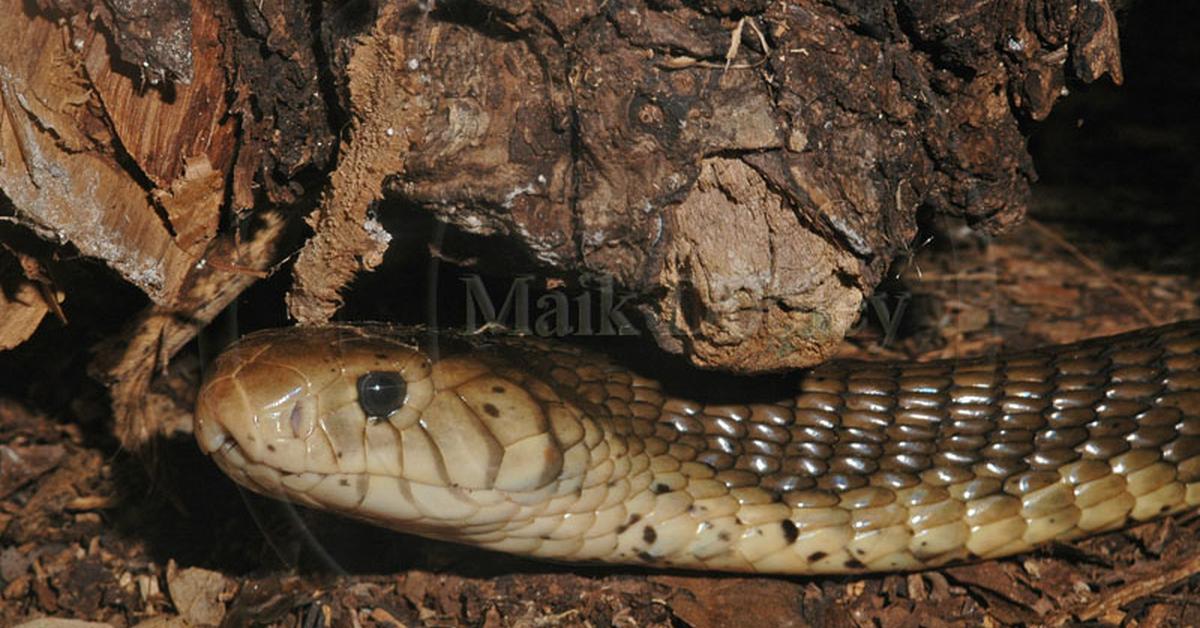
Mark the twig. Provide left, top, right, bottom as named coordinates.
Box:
left=724, top=17, right=745, bottom=73
left=745, top=17, right=770, bottom=56
left=1059, top=551, right=1200, bottom=623
left=913, top=272, right=1001, bottom=283
left=203, top=257, right=270, bottom=278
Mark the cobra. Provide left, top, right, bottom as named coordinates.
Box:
left=194, top=321, right=1200, bottom=574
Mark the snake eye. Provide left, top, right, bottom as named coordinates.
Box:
left=356, top=371, right=407, bottom=419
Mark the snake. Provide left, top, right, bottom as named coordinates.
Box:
left=194, top=320, right=1200, bottom=574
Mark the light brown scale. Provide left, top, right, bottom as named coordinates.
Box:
left=196, top=320, right=1200, bottom=575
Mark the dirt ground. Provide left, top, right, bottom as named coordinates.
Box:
left=4, top=5, right=1200, bottom=628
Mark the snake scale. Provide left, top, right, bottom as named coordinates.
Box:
left=195, top=320, right=1200, bottom=574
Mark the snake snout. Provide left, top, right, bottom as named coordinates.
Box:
left=195, top=348, right=316, bottom=476
left=194, top=397, right=230, bottom=454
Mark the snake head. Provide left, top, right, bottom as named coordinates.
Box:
left=194, top=324, right=573, bottom=534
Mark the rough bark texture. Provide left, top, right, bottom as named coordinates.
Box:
left=0, top=0, right=1121, bottom=442
left=290, top=0, right=1124, bottom=371
left=0, top=0, right=321, bottom=447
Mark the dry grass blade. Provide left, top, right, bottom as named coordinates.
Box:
left=1028, top=219, right=1161, bottom=326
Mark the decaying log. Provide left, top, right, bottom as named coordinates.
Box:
left=0, top=0, right=321, bottom=446
left=0, top=0, right=1123, bottom=445
left=290, top=0, right=1123, bottom=371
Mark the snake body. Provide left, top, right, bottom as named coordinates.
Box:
left=195, top=321, right=1200, bottom=574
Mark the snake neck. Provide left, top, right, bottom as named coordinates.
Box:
left=455, top=322, right=1200, bottom=573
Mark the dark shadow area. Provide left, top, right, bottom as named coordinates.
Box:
left=1027, top=0, right=1200, bottom=275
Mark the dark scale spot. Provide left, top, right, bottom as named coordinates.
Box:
left=482, top=403, right=501, bottom=418
left=845, top=558, right=866, bottom=569
left=781, top=520, right=798, bottom=544
left=718, top=532, right=731, bottom=542
left=617, top=513, right=642, bottom=534
left=808, top=551, right=827, bottom=563
left=267, top=444, right=276, bottom=452
left=856, top=548, right=866, bottom=555
left=966, top=552, right=981, bottom=562
left=540, top=535, right=551, bottom=540
left=1161, top=504, right=1171, bottom=513
left=336, top=451, right=344, bottom=459
left=643, top=526, right=657, bottom=544
left=637, top=551, right=657, bottom=563
left=374, top=353, right=388, bottom=359
left=339, top=479, right=350, bottom=487
left=652, top=483, right=670, bottom=494
left=492, top=385, right=506, bottom=393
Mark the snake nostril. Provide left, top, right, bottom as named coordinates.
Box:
left=290, top=402, right=305, bottom=438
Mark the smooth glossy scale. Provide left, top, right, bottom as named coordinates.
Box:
left=196, top=319, right=1200, bottom=574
